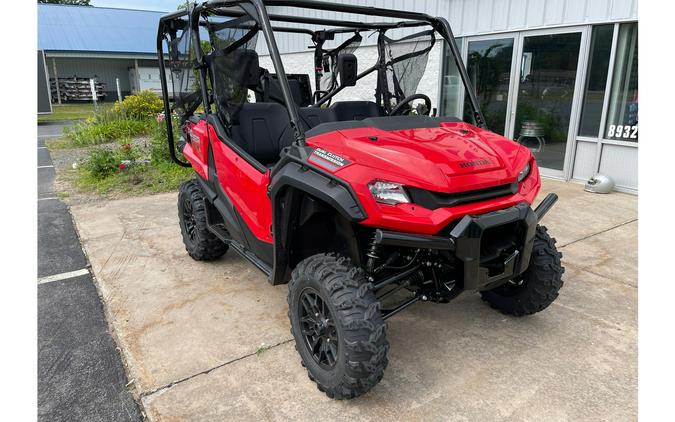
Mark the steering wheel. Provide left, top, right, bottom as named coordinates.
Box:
left=390, top=93, right=432, bottom=116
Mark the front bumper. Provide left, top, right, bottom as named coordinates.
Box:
left=373, top=193, right=557, bottom=292
left=450, top=203, right=537, bottom=291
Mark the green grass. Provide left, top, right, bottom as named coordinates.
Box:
left=255, top=343, right=272, bottom=356
left=48, top=119, right=155, bottom=150
left=66, top=120, right=154, bottom=148
left=75, top=162, right=193, bottom=197
left=38, top=103, right=113, bottom=123
left=47, top=137, right=81, bottom=150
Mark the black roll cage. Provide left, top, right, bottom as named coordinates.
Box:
left=156, top=0, right=486, bottom=167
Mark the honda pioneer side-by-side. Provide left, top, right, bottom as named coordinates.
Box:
left=157, top=0, right=564, bottom=399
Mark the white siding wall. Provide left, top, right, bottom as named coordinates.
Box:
left=268, top=0, right=638, bottom=54
left=572, top=141, right=597, bottom=181
left=598, top=144, right=639, bottom=190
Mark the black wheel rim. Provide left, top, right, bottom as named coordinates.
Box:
left=182, top=197, right=197, bottom=242
left=298, top=288, right=338, bottom=369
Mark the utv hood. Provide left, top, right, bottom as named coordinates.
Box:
left=305, top=116, right=531, bottom=192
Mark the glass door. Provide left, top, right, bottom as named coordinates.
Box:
left=510, top=30, right=585, bottom=176
left=463, top=37, right=516, bottom=135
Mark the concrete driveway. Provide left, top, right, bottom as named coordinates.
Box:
left=70, top=178, right=637, bottom=421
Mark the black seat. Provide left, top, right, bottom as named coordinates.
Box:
left=258, top=74, right=312, bottom=107
left=330, top=101, right=383, bottom=121
left=298, top=107, right=336, bottom=128
left=297, top=101, right=383, bottom=129
left=207, top=48, right=261, bottom=125
left=233, top=103, right=296, bottom=165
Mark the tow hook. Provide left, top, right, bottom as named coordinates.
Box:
left=534, top=193, right=558, bottom=222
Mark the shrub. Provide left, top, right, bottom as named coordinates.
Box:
left=81, top=147, right=118, bottom=180
left=80, top=139, right=147, bottom=179
left=75, top=139, right=193, bottom=197
left=116, top=90, right=164, bottom=120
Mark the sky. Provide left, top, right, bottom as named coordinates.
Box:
left=90, top=0, right=184, bottom=12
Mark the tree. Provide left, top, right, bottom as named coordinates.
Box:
left=38, top=0, right=92, bottom=5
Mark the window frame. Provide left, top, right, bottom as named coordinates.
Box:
left=603, top=22, right=638, bottom=144
left=581, top=22, right=639, bottom=149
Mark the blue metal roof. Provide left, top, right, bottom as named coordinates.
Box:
left=38, top=4, right=166, bottom=55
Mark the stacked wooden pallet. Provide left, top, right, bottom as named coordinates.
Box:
left=50, top=77, right=107, bottom=102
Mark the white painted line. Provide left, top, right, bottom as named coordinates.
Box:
left=38, top=134, right=62, bottom=139
left=38, top=197, right=59, bottom=201
left=38, top=165, right=54, bottom=169
left=38, top=147, right=48, bottom=150
left=38, top=268, right=89, bottom=285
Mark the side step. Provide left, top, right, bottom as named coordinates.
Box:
left=208, top=223, right=272, bottom=277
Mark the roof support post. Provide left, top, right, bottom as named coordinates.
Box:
left=133, top=59, right=140, bottom=93
left=51, top=58, right=61, bottom=104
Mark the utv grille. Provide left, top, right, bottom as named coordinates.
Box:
left=407, top=183, right=518, bottom=211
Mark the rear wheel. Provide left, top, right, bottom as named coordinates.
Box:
left=288, top=253, right=388, bottom=399
left=177, top=180, right=228, bottom=261
left=480, top=225, right=564, bottom=316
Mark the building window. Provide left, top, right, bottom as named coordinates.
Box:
left=605, top=23, right=638, bottom=142
left=578, top=25, right=613, bottom=137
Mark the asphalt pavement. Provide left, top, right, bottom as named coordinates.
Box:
left=37, top=123, right=142, bottom=422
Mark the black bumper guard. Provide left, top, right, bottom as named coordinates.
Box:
left=374, top=193, right=558, bottom=292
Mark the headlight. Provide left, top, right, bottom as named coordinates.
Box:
left=368, top=180, right=411, bottom=205
left=516, top=162, right=531, bottom=183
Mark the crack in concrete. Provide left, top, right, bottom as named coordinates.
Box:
left=97, top=227, right=129, bottom=275
left=140, top=338, right=294, bottom=399
left=551, top=301, right=635, bottom=332
left=558, top=218, right=637, bottom=248
left=556, top=218, right=638, bottom=288
left=570, top=265, right=638, bottom=289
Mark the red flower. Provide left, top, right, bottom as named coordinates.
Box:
left=118, top=163, right=126, bottom=170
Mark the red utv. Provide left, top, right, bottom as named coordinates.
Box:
left=157, top=0, right=564, bottom=399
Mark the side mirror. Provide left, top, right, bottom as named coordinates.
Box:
left=337, top=53, right=357, bottom=87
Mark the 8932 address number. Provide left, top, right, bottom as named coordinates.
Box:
left=607, top=124, right=638, bottom=140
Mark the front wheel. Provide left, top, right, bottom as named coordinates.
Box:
left=480, top=225, right=564, bottom=316
left=288, top=253, right=389, bottom=399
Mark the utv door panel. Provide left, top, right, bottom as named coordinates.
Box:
left=207, top=125, right=274, bottom=245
